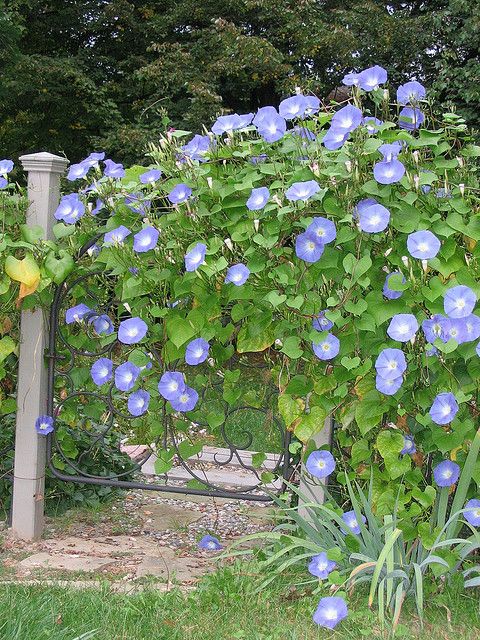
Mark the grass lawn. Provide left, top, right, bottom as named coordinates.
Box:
left=0, top=564, right=479, bottom=640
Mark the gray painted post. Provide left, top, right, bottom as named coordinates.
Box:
left=11, top=152, right=68, bottom=540
left=298, top=417, right=333, bottom=518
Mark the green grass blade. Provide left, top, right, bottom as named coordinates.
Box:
left=368, top=528, right=402, bottom=607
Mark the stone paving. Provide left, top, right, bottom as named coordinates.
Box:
left=1, top=490, right=276, bottom=591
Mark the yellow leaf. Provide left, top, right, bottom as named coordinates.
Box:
left=17, top=278, right=40, bottom=305
left=5, top=254, right=41, bottom=286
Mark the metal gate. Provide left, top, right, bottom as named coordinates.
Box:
left=45, top=238, right=295, bottom=502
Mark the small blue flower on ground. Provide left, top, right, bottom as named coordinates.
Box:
left=246, top=187, right=270, bottom=211
left=35, top=415, right=54, bottom=435
left=464, top=499, right=480, bottom=527
left=313, top=597, right=348, bottom=629
left=433, top=460, right=460, bottom=487
left=185, top=338, right=210, bottom=365
left=225, top=263, right=250, bottom=286
left=118, top=317, right=148, bottom=344
left=312, top=333, right=340, bottom=360
left=115, top=362, right=140, bottom=392
left=128, top=390, right=150, bottom=417
left=91, top=358, right=113, bottom=386
left=312, top=311, right=333, bottom=331
left=429, top=392, right=459, bottom=425
left=158, top=371, right=186, bottom=401
left=133, top=227, right=159, bottom=253
left=387, top=314, right=419, bottom=342
left=170, top=386, right=199, bottom=412
left=444, top=285, right=477, bottom=319
left=407, top=230, right=441, bottom=260
left=305, top=450, right=336, bottom=479
left=198, top=535, right=223, bottom=550
left=308, top=552, right=336, bottom=579
left=185, top=243, right=207, bottom=272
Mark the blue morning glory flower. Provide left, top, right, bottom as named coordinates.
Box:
left=444, top=318, right=468, bottom=344
left=322, top=127, right=350, bottom=150
left=312, top=311, right=333, bottom=332
left=91, top=199, right=104, bottom=215
left=91, top=358, right=113, bottom=386
left=373, top=158, right=406, bottom=184
left=133, top=226, right=159, bottom=253
left=375, top=348, right=407, bottom=380
left=399, top=107, right=425, bottom=130
left=54, top=193, right=85, bottom=224
left=295, top=232, right=324, bottom=263
left=0, top=177, right=7, bottom=189
left=184, top=242, right=207, bottom=272
left=387, top=314, right=419, bottom=342
left=140, top=169, right=162, bottom=184
left=279, top=94, right=308, bottom=120
left=422, top=315, right=450, bottom=344
left=429, top=392, right=459, bottom=425
left=285, top=180, right=320, bottom=202
left=306, top=217, right=336, bottom=244
left=378, top=142, right=403, bottom=161
left=312, top=333, right=340, bottom=360
left=128, top=390, right=150, bottom=417
left=185, top=338, right=210, bottom=365
left=90, top=314, right=115, bottom=335
left=356, top=198, right=390, bottom=232
left=103, top=159, right=125, bottom=179
left=115, top=361, right=140, bottom=392
left=313, top=596, right=348, bottom=630
left=118, top=317, right=148, bottom=344
left=170, top=385, right=199, bottom=412
left=464, top=314, right=480, bottom=341
left=168, top=183, right=192, bottom=204
left=444, top=285, right=477, bottom=319
left=35, top=415, right=54, bottom=435
left=363, top=116, right=383, bottom=133
left=158, top=371, right=186, bottom=401
left=305, top=450, right=336, bottom=479
left=308, top=553, right=336, bottom=579
left=341, top=510, right=366, bottom=535
left=433, top=460, right=460, bottom=487
left=198, top=535, right=223, bottom=550
left=401, top=435, right=416, bottom=455
left=375, top=374, right=403, bottom=395
left=225, top=263, right=250, bottom=286
left=125, top=193, right=151, bottom=215
left=397, top=81, right=426, bottom=105
left=464, top=499, right=480, bottom=527
left=304, top=95, right=320, bottom=116
left=407, top=230, right=441, bottom=259
left=293, top=125, right=316, bottom=140
left=181, top=134, right=211, bottom=162
left=331, top=104, right=363, bottom=133
left=250, top=154, right=268, bottom=165
left=436, top=188, right=452, bottom=199
left=252, top=106, right=287, bottom=143
left=104, top=225, right=131, bottom=245
left=0, top=159, right=14, bottom=175
left=383, top=272, right=406, bottom=300
left=342, top=72, right=360, bottom=86
left=67, top=161, right=90, bottom=181
left=82, top=151, right=105, bottom=167
left=65, top=303, right=91, bottom=324
left=358, top=65, right=387, bottom=91
left=246, top=187, right=270, bottom=211
left=426, top=346, right=438, bottom=357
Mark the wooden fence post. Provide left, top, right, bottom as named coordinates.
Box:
left=11, top=152, right=68, bottom=540
left=298, top=417, right=333, bottom=518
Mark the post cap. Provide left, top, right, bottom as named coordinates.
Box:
left=19, top=152, right=69, bottom=174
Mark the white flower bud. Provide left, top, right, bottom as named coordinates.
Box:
left=310, top=162, right=320, bottom=176
left=457, top=156, right=464, bottom=168
left=401, top=255, right=409, bottom=268
left=207, top=357, right=215, bottom=367
left=274, top=338, right=283, bottom=347
left=272, top=194, right=282, bottom=207
left=224, top=238, right=233, bottom=251
left=412, top=150, right=419, bottom=165
left=384, top=248, right=393, bottom=257
left=459, top=183, right=465, bottom=196
left=207, top=177, right=213, bottom=189
left=108, top=197, right=114, bottom=207
left=413, top=175, right=420, bottom=190
left=345, top=160, right=352, bottom=173
left=422, top=259, right=428, bottom=272
left=123, top=302, right=132, bottom=313
left=383, top=88, right=389, bottom=101
left=295, top=86, right=302, bottom=95
left=254, top=219, right=260, bottom=232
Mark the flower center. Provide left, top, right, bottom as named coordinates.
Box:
left=324, top=608, right=339, bottom=621
left=456, top=298, right=465, bottom=308
left=418, top=242, right=428, bottom=252
left=307, top=241, right=316, bottom=251
left=388, top=361, right=397, bottom=370
left=169, top=381, right=178, bottom=392
left=179, top=394, right=188, bottom=403
left=322, top=343, right=330, bottom=351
